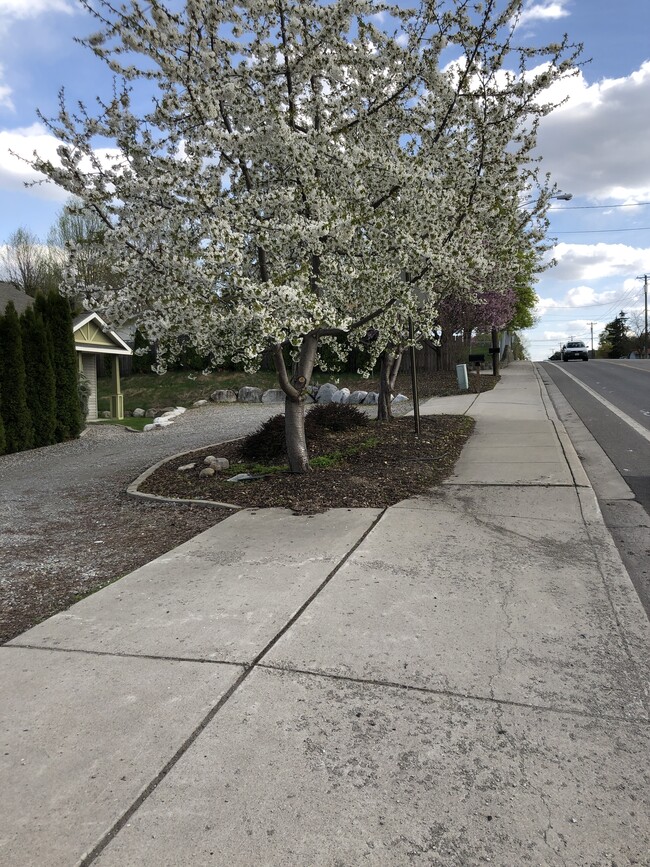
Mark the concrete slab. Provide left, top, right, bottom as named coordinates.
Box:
left=0, top=646, right=242, bottom=867
left=9, top=508, right=381, bottom=663
left=264, top=505, right=650, bottom=719
left=446, top=458, right=575, bottom=485
left=93, top=668, right=650, bottom=867
left=393, top=484, right=588, bottom=523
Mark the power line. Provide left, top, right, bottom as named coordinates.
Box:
left=554, top=226, right=650, bottom=234
left=549, top=201, right=650, bottom=211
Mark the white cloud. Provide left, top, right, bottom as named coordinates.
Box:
left=0, top=68, right=13, bottom=111
left=549, top=242, right=650, bottom=282
left=536, top=61, right=650, bottom=201
left=0, top=123, right=121, bottom=204
left=0, top=0, right=75, bottom=18
left=518, top=1, right=570, bottom=27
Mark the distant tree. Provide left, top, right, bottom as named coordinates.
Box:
left=0, top=228, right=58, bottom=297
left=0, top=408, right=5, bottom=455
left=599, top=311, right=631, bottom=358
left=20, top=307, right=57, bottom=447
left=47, top=200, right=119, bottom=303
left=35, top=291, right=83, bottom=440
left=0, top=302, right=34, bottom=452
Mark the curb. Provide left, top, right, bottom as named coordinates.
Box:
left=126, top=438, right=244, bottom=511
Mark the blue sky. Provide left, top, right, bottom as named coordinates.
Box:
left=1, top=0, right=649, bottom=359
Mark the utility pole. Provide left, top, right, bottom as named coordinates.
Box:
left=589, top=322, right=596, bottom=357
left=637, top=274, right=649, bottom=359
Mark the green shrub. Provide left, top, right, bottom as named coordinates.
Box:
left=306, top=402, right=369, bottom=432
left=0, top=302, right=34, bottom=453
left=21, top=307, right=57, bottom=447
left=240, top=414, right=286, bottom=463
left=0, top=409, right=5, bottom=455
left=36, top=291, right=83, bottom=440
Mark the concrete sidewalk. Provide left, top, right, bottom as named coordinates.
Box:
left=2, top=362, right=649, bottom=866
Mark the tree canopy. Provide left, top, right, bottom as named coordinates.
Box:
left=29, top=0, right=580, bottom=470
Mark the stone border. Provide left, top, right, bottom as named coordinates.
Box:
left=127, top=438, right=243, bottom=510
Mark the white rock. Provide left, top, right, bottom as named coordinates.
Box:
left=348, top=390, right=368, bottom=404
left=132, top=408, right=146, bottom=418
left=192, top=399, right=208, bottom=407
left=178, top=463, right=196, bottom=471
left=392, top=394, right=409, bottom=403
left=331, top=388, right=350, bottom=404
left=199, top=467, right=215, bottom=478
left=143, top=423, right=156, bottom=432
left=315, top=383, right=338, bottom=404
left=237, top=386, right=263, bottom=403
left=261, top=388, right=285, bottom=403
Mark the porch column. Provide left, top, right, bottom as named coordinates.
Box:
left=110, top=356, right=124, bottom=419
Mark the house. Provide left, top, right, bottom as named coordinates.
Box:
left=1, top=284, right=132, bottom=421
left=73, top=312, right=132, bottom=420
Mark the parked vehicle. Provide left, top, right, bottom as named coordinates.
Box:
left=562, top=341, right=589, bottom=362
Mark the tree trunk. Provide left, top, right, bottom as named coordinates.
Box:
left=377, top=348, right=402, bottom=422
left=274, top=333, right=319, bottom=474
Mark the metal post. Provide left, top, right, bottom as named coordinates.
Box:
left=408, top=315, right=420, bottom=436
left=490, top=326, right=500, bottom=376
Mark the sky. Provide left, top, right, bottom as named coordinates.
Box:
left=0, top=0, right=649, bottom=360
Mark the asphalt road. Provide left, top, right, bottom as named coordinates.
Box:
left=538, top=359, right=650, bottom=617
left=540, top=359, right=650, bottom=513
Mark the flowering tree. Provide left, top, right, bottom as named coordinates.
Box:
left=29, top=0, right=580, bottom=469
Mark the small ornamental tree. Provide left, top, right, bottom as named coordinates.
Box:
left=29, top=0, right=580, bottom=469
left=0, top=302, right=34, bottom=453
left=35, top=291, right=83, bottom=440
left=21, top=307, right=57, bottom=448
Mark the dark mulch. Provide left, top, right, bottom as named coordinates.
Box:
left=139, top=414, right=476, bottom=513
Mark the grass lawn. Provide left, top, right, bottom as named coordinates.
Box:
left=97, top=369, right=281, bottom=413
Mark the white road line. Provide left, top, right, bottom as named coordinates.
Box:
left=599, top=359, right=650, bottom=374
left=548, top=362, right=650, bottom=444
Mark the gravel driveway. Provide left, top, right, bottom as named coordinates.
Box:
left=0, top=402, right=282, bottom=643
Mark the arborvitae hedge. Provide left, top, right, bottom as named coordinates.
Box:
left=21, top=307, right=57, bottom=448
left=0, top=302, right=34, bottom=453
left=35, top=291, right=83, bottom=440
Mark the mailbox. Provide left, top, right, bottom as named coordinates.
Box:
left=468, top=354, right=485, bottom=367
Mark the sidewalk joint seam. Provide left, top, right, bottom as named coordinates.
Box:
left=1, top=643, right=244, bottom=668
left=78, top=507, right=388, bottom=866
left=257, top=662, right=650, bottom=727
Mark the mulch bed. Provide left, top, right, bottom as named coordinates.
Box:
left=138, top=414, right=476, bottom=513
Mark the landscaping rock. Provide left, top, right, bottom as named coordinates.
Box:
left=192, top=399, right=208, bottom=407
left=178, top=463, right=196, bottom=472
left=261, top=388, right=285, bottom=404
left=100, top=411, right=111, bottom=419
left=348, top=390, right=368, bottom=404
left=331, top=387, right=350, bottom=404
left=363, top=392, right=379, bottom=405
left=143, top=423, right=156, bottom=432
left=203, top=455, right=218, bottom=465
left=392, top=394, right=409, bottom=403
left=145, top=409, right=158, bottom=418
left=199, top=467, right=216, bottom=478
left=209, top=389, right=237, bottom=403
left=315, top=383, right=338, bottom=404
left=162, top=406, right=177, bottom=414
left=132, top=408, right=145, bottom=417
left=237, top=386, right=263, bottom=403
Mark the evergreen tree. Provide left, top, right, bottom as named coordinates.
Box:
left=0, top=408, right=5, bottom=455
left=599, top=311, right=631, bottom=359
left=35, top=291, right=83, bottom=440
left=21, top=307, right=57, bottom=447
left=0, top=302, right=34, bottom=453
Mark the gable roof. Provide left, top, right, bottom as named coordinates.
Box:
left=0, top=282, right=34, bottom=316
left=73, top=312, right=133, bottom=356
